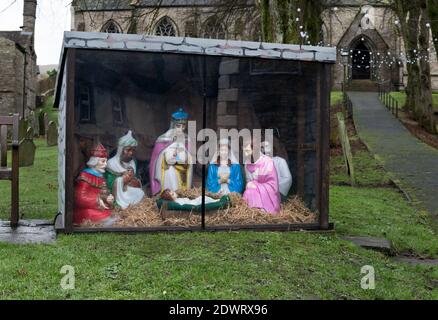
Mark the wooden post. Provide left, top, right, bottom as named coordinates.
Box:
left=296, top=80, right=306, bottom=200
left=390, top=96, right=393, bottom=114
left=337, top=112, right=355, bottom=186
left=11, top=114, right=19, bottom=228
left=65, top=49, right=76, bottom=233
left=319, top=64, right=330, bottom=230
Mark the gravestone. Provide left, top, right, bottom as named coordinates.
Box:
left=47, top=121, right=58, bottom=146
left=26, top=126, right=33, bottom=139
left=38, top=111, right=47, bottom=136
left=19, top=127, right=36, bottom=167
left=28, top=111, right=39, bottom=137
left=18, top=118, right=29, bottom=141
left=44, top=113, right=49, bottom=135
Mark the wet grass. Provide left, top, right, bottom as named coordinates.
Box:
left=0, top=127, right=437, bottom=299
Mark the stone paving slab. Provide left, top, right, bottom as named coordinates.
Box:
left=348, top=92, right=438, bottom=219
left=0, top=220, right=56, bottom=244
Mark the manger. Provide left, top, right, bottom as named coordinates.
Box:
left=53, top=31, right=335, bottom=233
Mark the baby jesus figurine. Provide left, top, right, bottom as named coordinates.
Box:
left=122, top=167, right=142, bottom=192
left=218, top=171, right=230, bottom=186
left=112, top=165, right=145, bottom=210
left=160, top=189, right=220, bottom=206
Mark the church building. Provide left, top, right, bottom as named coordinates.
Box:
left=71, top=0, right=438, bottom=90
left=0, top=0, right=38, bottom=117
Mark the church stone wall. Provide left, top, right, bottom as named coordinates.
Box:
left=72, top=6, right=256, bottom=40
left=323, top=5, right=438, bottom=91
left=0, top=37, right=17, bottom=115
left=0, top=36, right=37, bottom=117
left=73, top=3, right=438, bottom=91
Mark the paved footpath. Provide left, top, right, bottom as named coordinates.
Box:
left=348, top=92, right=438, bottom=219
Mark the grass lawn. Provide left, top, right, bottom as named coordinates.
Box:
left=0, top=138, right=438, bottom=299
left=390, top=92, right=438, bottom=111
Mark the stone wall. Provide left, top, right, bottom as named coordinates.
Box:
left=0, top=37, right=19, bottom=115
left=0, top=36, right=37, bottom=117
left=72, top=6, right=259, bottom=40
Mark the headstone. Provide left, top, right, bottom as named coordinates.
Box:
left=19, top=127, right=36, bottom=167
left=18, top=118, right=29, bottom=141
left=25, top=126, right=33, bottom=140
left=47, top=121, right=58, bottom=146
left=44, top=113, right=49, bottom=135
left=38, top=111, right=46, bottom=136
left=28, top=111, right=39, bottom=137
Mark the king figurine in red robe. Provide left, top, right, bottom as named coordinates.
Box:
left=74, top=143, right=115, bottom=225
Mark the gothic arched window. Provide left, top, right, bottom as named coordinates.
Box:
left=203, top=17, right=226, bottom=39
left=155, top=16, right=177, bottom=37
left=101, top=20, right=122, bottom=33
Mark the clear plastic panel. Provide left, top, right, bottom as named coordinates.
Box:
left=203, top=57, right=319, bottom=227
left=71, top=49, right=320, bottom=229
left=72, top=50, right=205, bottom=228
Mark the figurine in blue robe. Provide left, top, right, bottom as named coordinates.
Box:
left=206, top=139, right=244, bottom=195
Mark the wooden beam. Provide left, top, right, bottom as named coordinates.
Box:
left=0, top=116, right=13, bottom=125
left=65, top=49, right=76, bottom=234
left=319, top=64, right=331, bottom=230
left=0, top=125, right=7, bottom=167
left=0, top=168, right=12, bottom=180
left=296, top=77, right=306, bottom=199
left=70, top=223, right=335, bottom=234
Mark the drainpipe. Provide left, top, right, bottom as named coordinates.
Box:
left=15, top=44, right=26, bottom=118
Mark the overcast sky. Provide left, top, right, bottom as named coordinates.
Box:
left=0, top=0, right=72, bottom=66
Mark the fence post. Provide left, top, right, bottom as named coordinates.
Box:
left=396, top=101, right=399, bottom=118
left=385, top=91, right=388, bottom=108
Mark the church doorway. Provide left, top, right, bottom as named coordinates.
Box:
left=351, top=42, right=371, bottom=80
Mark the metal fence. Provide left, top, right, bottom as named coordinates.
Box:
left=378, top=83, right=399, bottom=118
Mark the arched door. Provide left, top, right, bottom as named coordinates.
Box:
left=351, top=42, right=371, bottom=80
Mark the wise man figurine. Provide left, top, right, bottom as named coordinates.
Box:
left=149, top=108, right=193, bottom=195
left=74, top=143, right=115, bottom=225
left=106, top=131, right=145, bottom=209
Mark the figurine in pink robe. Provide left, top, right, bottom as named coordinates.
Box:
left=243, top=142, right=281, bottom=214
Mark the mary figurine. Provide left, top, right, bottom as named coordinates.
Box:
left=206, top=139, right=244, bottom=195
left=149, top=108, right=193, bottom=195
left=242, top=141, right=281, bottom=214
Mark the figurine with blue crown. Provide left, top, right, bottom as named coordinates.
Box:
left=149, top=107, right=193, bottom=195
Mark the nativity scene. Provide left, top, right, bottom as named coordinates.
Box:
left=58, top=34, right=333, bottom=232
left=73, top=123, right=316, bottom=228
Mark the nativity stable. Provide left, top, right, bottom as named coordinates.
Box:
left=53, top=31, right=336, bottom=233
